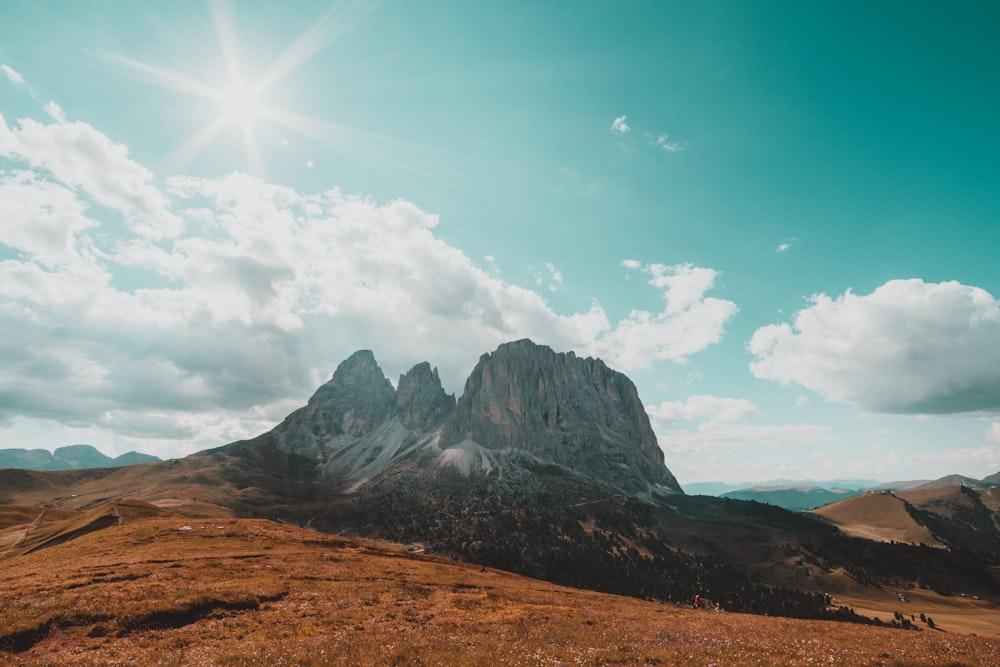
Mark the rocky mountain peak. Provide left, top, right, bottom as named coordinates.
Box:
left=440, top=339, right=681, bottom=495
left=298, top=350, right=396, bottom=438
left=261, top=340, right=680, bottom=498
left=329, top=350, right=387, bottom=388
left=395, top=362, right=456, bottom=430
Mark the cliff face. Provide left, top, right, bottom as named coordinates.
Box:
left=395, top=362, right=456, bottom=431
left=440, top=339, right=681, bottom=494
left=261, top=339, right=681, bottom=498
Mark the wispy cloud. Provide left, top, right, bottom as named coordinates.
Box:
left=610, top=116, right=685, bottom=153
left=534, top=262, right=564, bottom=293
left=1, top=64, right=24, bottom=85
left=775, top=238, right=796, bottom=253
left=988, top=422, right=1000, bottom=445
left=43, top=101, right=66, bottom=123
left=653, top=134, right=683, bottom=152
left=611, top=115, right=630, bottom=135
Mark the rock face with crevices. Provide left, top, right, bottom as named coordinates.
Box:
left=233, top=339, right=680, bottom=499
left=440, top=339, right=681, bottom=495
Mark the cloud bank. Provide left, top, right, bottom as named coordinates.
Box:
left=0, top=113, right=737, bottom=452
left=749, top=279, right=1000, bottom=415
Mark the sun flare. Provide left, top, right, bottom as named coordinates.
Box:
left=100, top=0, right=382, bottom=176
left=219, top=80, right=261, bottom=125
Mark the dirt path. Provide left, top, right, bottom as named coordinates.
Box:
left=0, top=510, right=45, bottom=558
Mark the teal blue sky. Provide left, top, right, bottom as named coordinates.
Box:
left=1, top=1, right=999, bottom=485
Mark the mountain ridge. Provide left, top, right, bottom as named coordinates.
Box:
left=220, top=338, right=681, bottom=499
left=0, top=445, right=160, bottom=471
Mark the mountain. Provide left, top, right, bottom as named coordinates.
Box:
left=721, top=485, right=861, bottom=511
left=228, top=339, right=680, bottom=499
left=3, top=339, right=1000, bottom=633
left=916, top=474, right=994, bottom=491
left=0, top=445, right=160, bottom=471
left=439, top=339, right=680, bottom=496
left=811, top=485, right=1000, bottom=555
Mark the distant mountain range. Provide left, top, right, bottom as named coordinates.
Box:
left=0, top=444, right=159, bottom=471
left=687, top=475, right=998, bottom=511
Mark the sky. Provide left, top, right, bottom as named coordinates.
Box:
left=1, top=0, right=999, bottom=486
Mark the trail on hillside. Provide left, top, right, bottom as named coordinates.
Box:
left=0, top=510, right=44, bottom=558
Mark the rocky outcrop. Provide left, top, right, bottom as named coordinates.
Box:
left=302, top=350, right=397, bottom=438
left=266, top=352, right=453, bottom=476
left=259, top=339, right=681, bottom=499
left=395, top=362, right=455, bottom=431
left=439, top=339, right=681, bottom=495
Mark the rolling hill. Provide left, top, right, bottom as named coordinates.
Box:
left=1, top=511, right=997, bottom=665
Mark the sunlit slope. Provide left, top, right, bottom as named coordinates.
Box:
left=0, top=441, right=330, bottom=522
left=1, top=516, right=997, bottom=665
left=810, top=492, right=943, bottom=546
left=0, top=499, right=170, bottom=559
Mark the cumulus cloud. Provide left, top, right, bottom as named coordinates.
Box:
left=611, top=115, right=630, bottom=135
left=988, top=423, right=1000, bottom=446
left=1, top=64, right=24, bottom=85
left=749, top=279, right=1000, bottom=415
left=0, top=115, right=182, bottom=238
left=647, top=395, right=760, bottom=427
left=0, top=115, right=738, bottom=454
left=604, top=262, right=738, bottom=369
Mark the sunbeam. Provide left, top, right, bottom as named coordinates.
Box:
left=99, top=0, right=382, bottom=176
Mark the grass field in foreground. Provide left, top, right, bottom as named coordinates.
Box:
left=1, top=513, right=997, bottom=666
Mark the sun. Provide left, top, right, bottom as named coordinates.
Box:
left=220, top=80, right=262, bottom=126
left=101, top=0, right=383, bottom=176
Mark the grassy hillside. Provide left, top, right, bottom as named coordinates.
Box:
left=1, top=510, right=997, bottom=666
left=811, top=492, right=943, bottom=545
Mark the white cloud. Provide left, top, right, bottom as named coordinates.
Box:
left=43, top=101, right=66, bottom=123
left=621, top=259, right=641, bottom=270
left=611, top=115, right=630, bottom=135
left=0, top=115, right=738, bottom=454
left=776, top=241, right=792, bottom=253
left=0, top=115, right=182, bottom=238
left=657, top=421, right=835, bottom=455
left=544, top=262, right=563, bottom=292
left=606, top=262, right=738, bottom=369
left=1, top=64, right=24, bottom=85
left=749, top=279, right=1000, bottom=415
left=655, top=134, right=683, bottom=152
left=795, top=396, right=810, bottom=408
left=988, top=423, right=1000, bottom=446
left=647, top=395, right=760, bottom=426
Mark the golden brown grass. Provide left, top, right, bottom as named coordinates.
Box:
left=810, top=493, right=943, bottom=546
left=1, top=507, right=997, bottom=666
